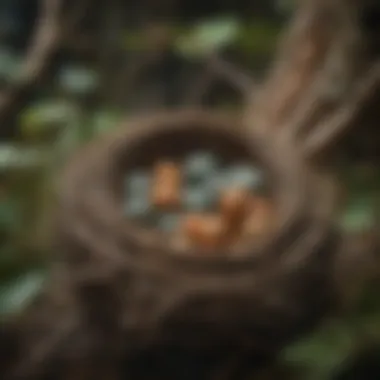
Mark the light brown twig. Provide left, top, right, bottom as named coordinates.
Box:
left=183, top=54, right=254, bottom=106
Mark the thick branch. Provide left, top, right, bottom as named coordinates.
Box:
left=244, top=0, right=343, bottom=132
left=243, top=0, right=368, bottom=144
left=285, top=7, right=363, bottom=140
left=243, top=0, right=380, bottom=163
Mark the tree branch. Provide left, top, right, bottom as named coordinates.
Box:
left=285, top=5, right=363, bottom=140
left=0, top=0, right=62, bottom=132
left=303, top=62, right=380, bottom=159
left=0, top=0, right=89, bottom=138
left=209, top=55, right=254, bottom=95
left=183, top=54, right=254, bottom=106
left=244, top=0, right=363, bottom=138
left=244, top=0, right=339, bottom=131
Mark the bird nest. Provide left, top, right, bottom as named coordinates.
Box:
left=55, top=110, right=339, bottom=356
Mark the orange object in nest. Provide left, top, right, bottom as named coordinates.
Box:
left=219, top=188, right=251, bottom=231
left=243, top=196, right=275, bottom=239
left=151, top=161, right=182, bottom=208
left=181, top=214, right=228, bottom=250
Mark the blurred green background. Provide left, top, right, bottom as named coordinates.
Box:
left=0, top=1, right=379, bottom=378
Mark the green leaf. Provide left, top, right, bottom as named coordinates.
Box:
left=0, top=144, right=48, bottom=171
left=55, top=120, right=83, bottom=161
left=237, top=22, right=281, bottom=55
left=0, top=270, right=46, bottom=317
left=283, top=323, right=355, bottom=380
left=59, top=65, right=99, bottom=95
left=0, top=47, right=21, bottom=78
left=93, top=110, right=122, bottom=135
left=20, top=100, right=78, bottom=138
left=0, top=198, right=21, bottom=231
left=275, top=0, right=297, bottom=14
left=340, top=196, right=375, bottom=232
left=175, top=16, right=240, bottom=59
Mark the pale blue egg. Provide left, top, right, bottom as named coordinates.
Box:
left=124, top=171, right=150, bottom=196
left=206, top=172, right=229, bottom=196
left=124, top=197, right=150, bottom=219
left=183, top=185, right=216, bottom=211
left=226, top=164, right=263, bottom=190
left=184, top=151, right=220, bottom=184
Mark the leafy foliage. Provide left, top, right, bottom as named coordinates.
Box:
left=174, top=18, right=280, bottom=59
left=0, top=269, right=46, bottom=319
left=282, top=321, right=355, bottom=380
left=175, top=17, right=240, bottom=59
left=58, top=65, right=100, bottom=95
left=0, top=46, right=21, bottom=80
left=20, top=100, right=78, bottom=140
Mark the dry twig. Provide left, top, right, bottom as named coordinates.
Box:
left=184, top=54, right=254, bottom=106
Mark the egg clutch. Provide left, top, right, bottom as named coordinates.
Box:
left=124, top=151, right=274, bottom=253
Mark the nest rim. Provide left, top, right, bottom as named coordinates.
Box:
left=59, top=110, right=312, bottom=271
